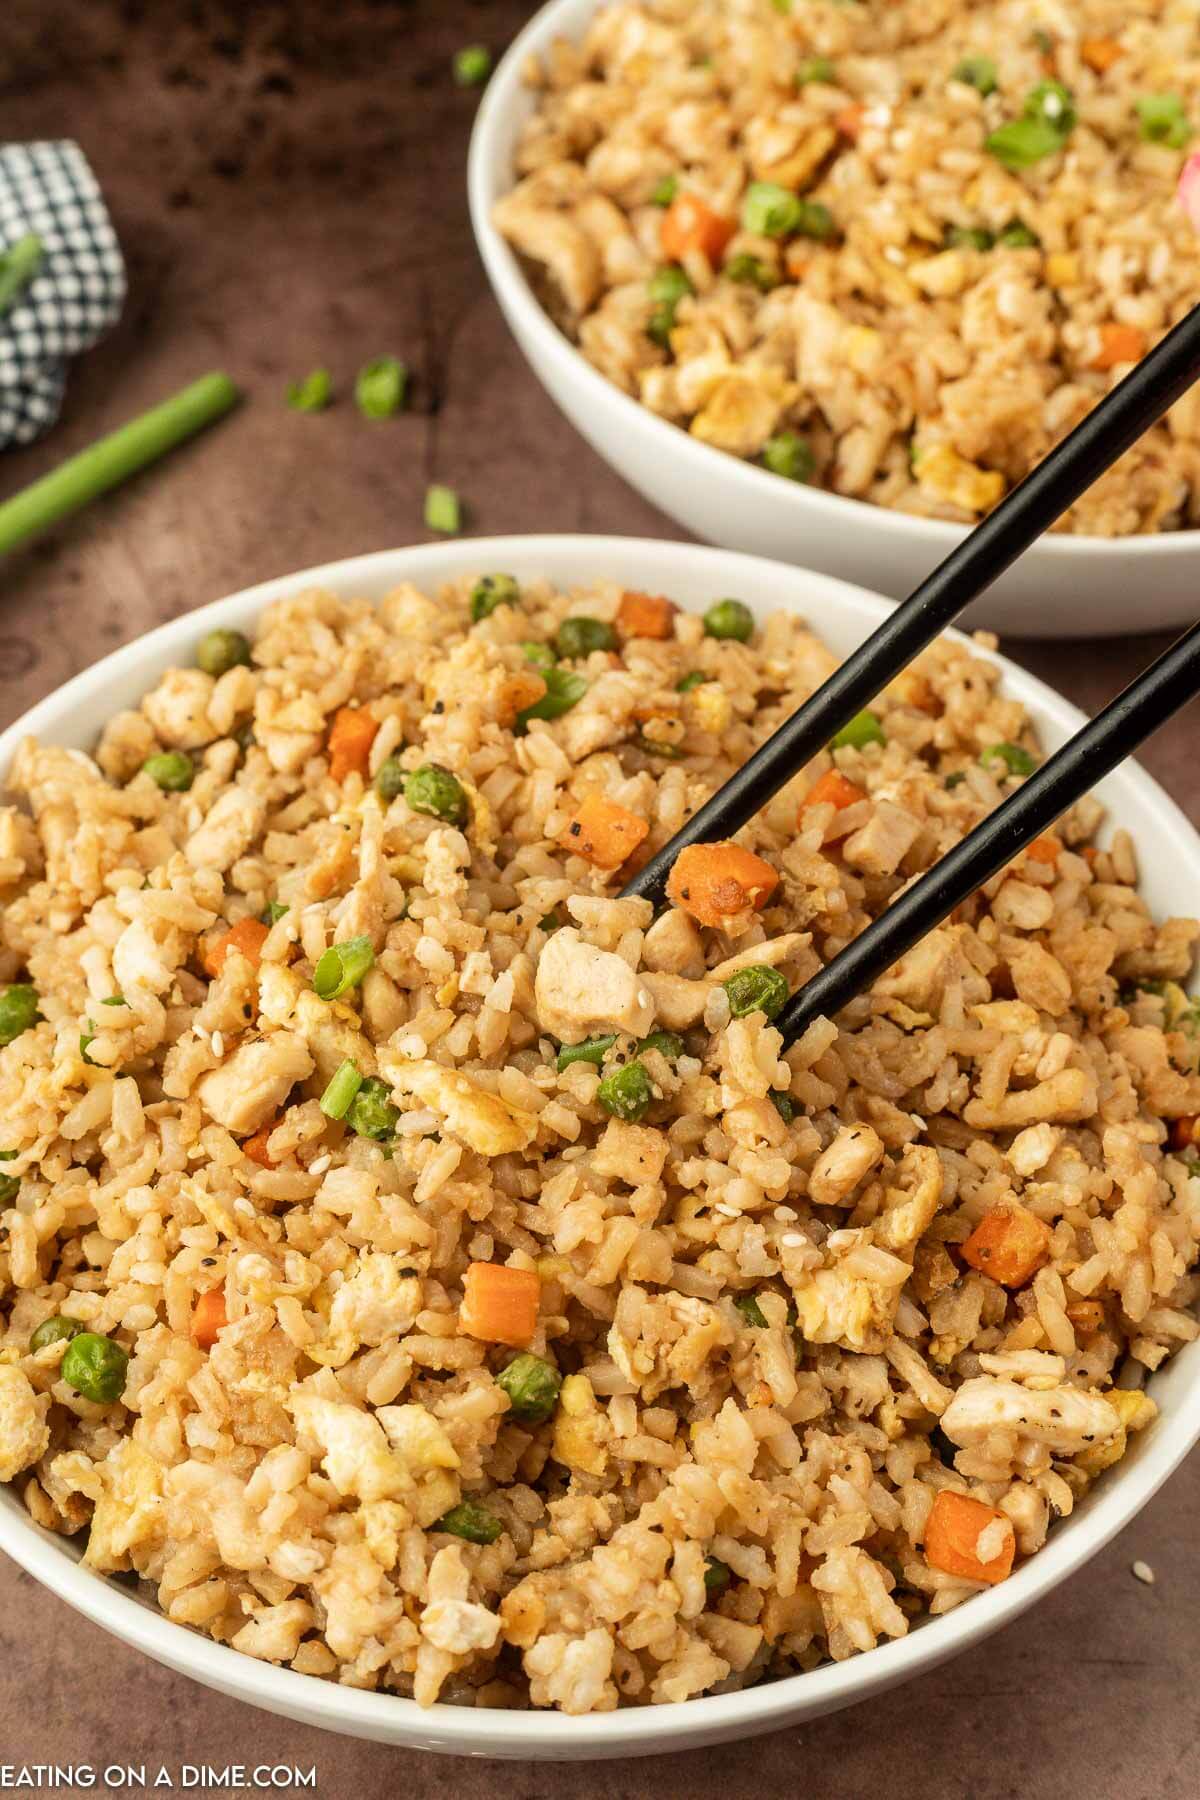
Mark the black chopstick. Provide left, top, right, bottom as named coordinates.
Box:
left=622, top=302, right=1200, bottom=907
left=774, top=618, right=1200, bottom=1047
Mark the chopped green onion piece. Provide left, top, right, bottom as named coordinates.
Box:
left=703, top=598, right=754, bottom=641
left=762, top=432, right=815, bottom=482
left=405, top=764, right=468, bottom=825
left=425, top=484, right=462, bottom=534
left=796, top=56, right=836, bottom=87
left=436, top=1499, right=502, bottom=1543
left=102, top=995, right=126, bottom=1007
left=651, top=174, right=679, bottom=206
left=984, top=116, right=1069, bottom=169
left=734, top=1292, right=768, bottom=1328
left=261, top=902, right=289, bottom=925
left=197, top=628, right=251, bottom=676
left=742, top=181, right=803, bottom=237
left=945, top=225, right=994, bottom=251
left=355, top=355, right=408, bottom=419
left=830, top=709, right=885, bottom=751
left=677, top=670, right=711, bottom=693
left=704, top=1555, right=731, bottom=1594
left=794, top=199, right=836, bottom=240
left=1137, top=93, right=1191, bottom=147
left=0, top=233, right=44, bottom=320
left=952, top=56, right=997, bottom=95
left=769, top=1088, right=796, bottom=1123
left=516, top=667, right=587, bottom=727
left=944, top=770, right=967, bottom=790
left=723, top=252, right=778, bottom=292
left=345, top=1076, right=400, bottom=1141
left=0, top=1150, right=16, bottom=1159
left=555, top=616, right=616, bottom=659
left=453, top=44, right=492, bottom=87
left=596, top=1059, right=654, bottom=1122
left=522, top=640, right=555, bottom=670
left=557, top=1033, right=617, bottom=1073
left=539, top=909, right=563, bottom=932
left=981, top=742, right=1037, bottom=777
left=496, top=1352, right=562, bottom=1424
left=142, top=750, right=194, bottom=791
left=646, top=264, right=694, bottom=346
left=80, top=1021, right=98, bottom=1066
left=0, top=1173, right=18, bottom=1206
left=471, top=573, right=520, bottom=621
left=374, top=754, right=406, bottom=802
left=320, top=1059, right=364, bottom=1120
left=723, top=965, right=789, bottom=1021
left=997, top=218, right=1040, bottom=248
left=312, top=935, right=375, bottom=1001
left=287, top=369, right=332, bottom=412
left=0, top=984, right=40, bottom=1046
left=639, top=1029, right=684, bottom=1062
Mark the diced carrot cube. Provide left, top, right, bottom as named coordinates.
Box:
left=666, top=841, right=780, bottom=929
left=1080, top=37, right=1122, bottom=72
left=1090, top=323, right=1146, bottom=372
left=204, top=916, right=270, bottom=979
left=498, top=670, right=548, bottom=727
left=327, top=706, right=379, bottom=782
left=243, top=1116, right=281, bottom=1168
left=835, top=103, right=866, bottom=141
left=1170, top=1114, right=1200, bottom=1152
left=559, top=794, right=649, bottom=871
left=925, top=1490, right=1015, bottom=1585
left=960, top=1203, right=1052, bottom=1288
left=802, top=770, right=866, bottom=813
left=1081, top=845, right=1101, bottom=867
left=660, top=194, right=735, bottom=265
left=615, top=590, right=678, bottom=641
left=1024, top=836, right=1060, bottom=865
left=460, top=1262, right=541, bottom=1348
left=1065, top=1299, right=1106, bottom=1333
left=191, top=1288, right=228, bottom=1351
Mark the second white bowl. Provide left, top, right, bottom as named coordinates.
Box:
left=467, top=0, right=1200, bottom=640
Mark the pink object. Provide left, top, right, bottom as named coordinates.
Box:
left=1177, top=151, right=1200, bottom=231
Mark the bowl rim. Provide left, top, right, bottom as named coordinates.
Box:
left=467, top=0, right=1200, bottom=565
left=1, top=532, right=1198, bottom=1757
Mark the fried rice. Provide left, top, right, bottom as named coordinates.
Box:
left=1, top=571, right=1198, bottom=1715
left=494, top=0, right=1200, bottom=536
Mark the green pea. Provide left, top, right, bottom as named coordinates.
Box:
left=522, top=641, right=556, bottom=671
left=650, top=174, right=678, bottom=207
left=1137, top=93, right=1191, bottom=148
left=142, top=750, right=194, bottom=792
left=741, top=181, right=804, bottom=237
left=596, top=1059, right=654, bottom=1122
left=769, top=1088, right=796, bottom=1123
left=405, top=764, right=468, bottom=825
left=703, top=599, right=754, bottom=642
left=951, top=55, right=997, bottom=96
left=724, top=252, right=778, bottom=292
left=436, top=1499, right=503, bottom=1544
left=515, top=668, right=587, bottom=727
left=734, top=1292, right=768, bottom=1328
left=794, top=200, right=835, bottom=240
left=345, top=1076, right=400, bottom=1142
left=555, top=617, right=616, bottom=660
left=31, top=1315, right=84, bottom=1352
left=676, top=671, right=711, bottom=693
left=830, top=710, right=885, bottom=751
left=646, top=264, right=694, bottom=346
left=61, top=1332, right=129, bottom=1404
left=375, top=754, right=407, bottom=802
left=425, top=484, right=462, bottom=535
left=556, top=1033, right=617, bottom=1074
left=796, top=56, right=835, bottom=86
left=1025, top=79, right=1076, bottom=136
left=996, top=219, right=1040, bottom=248
left=496, top=1352, right=562, bottom=1424
left=355, top=355, right=408, bottom=419
left=196, top=628, right=252, bottom=678
left=0, top=983, right=41, bottom=1046
left=945, top=225, right=994, bottom=252
left=723, top=964, right=790, bottom=1021
left=287, top=369, right=332, bottom=412
left=0, top=1173, right=18, bottom=1205
left=638, top=1029, right=684, bottom=1062
left=471, top=573, right=521, bottom=622
left=762, top=432, right=814, bottom=482
left=704, top=1556, right=731, bottom=1594
left=453, top=44, right=492, bottom=88
left=981, top=742, right=1037, bottom=777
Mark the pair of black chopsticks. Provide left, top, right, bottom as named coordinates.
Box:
left=621, top=304, right=1200, bottom=1046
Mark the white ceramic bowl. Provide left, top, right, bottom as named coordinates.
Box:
left=1, top=536, right=1197, bottom=1759
left=467, top=0, right=1200, bottom=640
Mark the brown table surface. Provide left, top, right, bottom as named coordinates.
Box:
left=0, top=4, right=1196, bottom=1795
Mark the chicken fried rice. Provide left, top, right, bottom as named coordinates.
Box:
left=495, top=0, right=1200, bottom=535
left=1, top=572, right=1198, bottom=1715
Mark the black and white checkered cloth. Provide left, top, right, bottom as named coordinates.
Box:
left=0, top=142, right=125, bottom=447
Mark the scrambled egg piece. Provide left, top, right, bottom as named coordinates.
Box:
left=913, top=443, right=1005, bottom=513
left=310, top=1255, right=423, bottom=1368
left=553, top=1374, right=609, bottom=1475
left=1075, top=1387, right=1158, bottom=1476
left=84, top=1439, right=164, bottom=1571
left=382, top=1058, right=537, bottom=1155
left=689, top=373, right=790, bottom=458
left=0, top=1364, right=49, bottom=1483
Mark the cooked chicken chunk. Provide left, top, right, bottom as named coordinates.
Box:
left=941, top=1377, right=1122, bottom=1456
left=185, top=787, right=267, bottom=874
left=196, top=1032, right=314, bottom=1134
left=535, top=928, right=655, bottom=1044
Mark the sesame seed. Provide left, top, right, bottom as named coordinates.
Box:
left=1132, top=1560, right=1155, bottom=1585
left=308, top=1155, right=332, bottom=1177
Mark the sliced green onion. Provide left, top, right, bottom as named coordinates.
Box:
left=436, top=1499, right=502, bottom=1543
left=1137, top=93, right=1191, bottom=147
left=734, top=1293, right=768, bottom=1328
left=945, top=225, right=994, bottom=251
left=984, top=116, right=1068, bottom=169
left=638, top=1029, right=684, bottom=1062
left=313, top=935, right=375, bottom=1001
left=287, top=369, right=332, bottom=412
left=980, top=742, right=1037, bottom=777
left=762, top=432, right=814, bottom=482
left=453, top=45, right=492, bottom=87
left=997, top=218, right=1040, bottom=248
left=769, top=1088, right=796, bottom=1123
left=651, top=174, right=679, bottom=206
left=676, top=670, right=710, bottom=693
left=320, top=1058, right=364, bottom=1120
left=355, top=356, right=408, bottom=419
left=951, top=56, right=997, bottom=96
left=516, top=667, right=587, bottom=727
left=261, top=901, right=290, bottom=925
left=830, top=710, right=885, bottom=751
left=556, top=1033, right=617, bottom=1073
left=796, top=56, right=835, bottom=87
left=425, top=484, right=462, bottom=534
left=723, top=252, right=778, bottom=292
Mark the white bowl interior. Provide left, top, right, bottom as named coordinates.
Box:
left=467, top=2, right=1200, bottom=639
left=1, top=535, right=1197, bottom=1758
